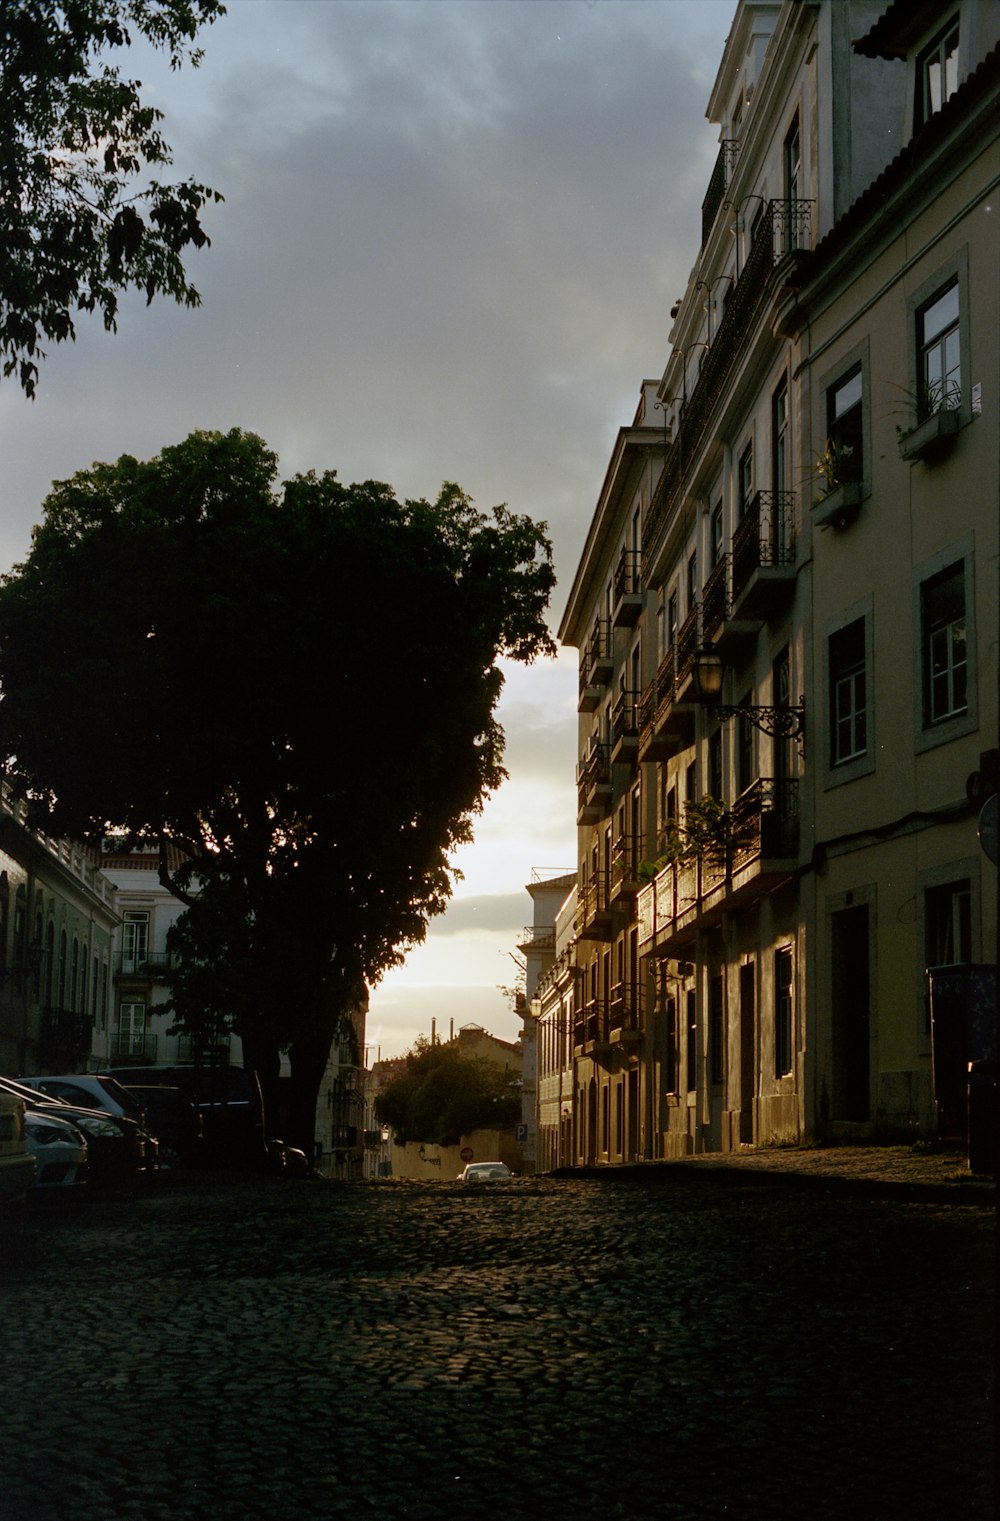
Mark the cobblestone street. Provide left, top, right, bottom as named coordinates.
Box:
left=1, top=1168, right=994, bottom=1521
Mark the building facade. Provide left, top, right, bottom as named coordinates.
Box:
left=0, top=785, right=117, bottom=1078
left=556, top=0, right=996, bottom=1164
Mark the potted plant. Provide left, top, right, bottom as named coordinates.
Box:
left=812, top=439, right=863, bottom=528
left=894, top=377, right=962, bottom=462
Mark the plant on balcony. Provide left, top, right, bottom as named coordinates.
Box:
left=814, top=439, right=856, bottom=498
left=890, top=378, right=962, bottom=461
left=637, top=796, right=730, bottom=881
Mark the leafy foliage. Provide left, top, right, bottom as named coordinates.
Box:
left=374, top=1038, right=521, bottom=1146
left=1, top=0, right=224, bottom=395
left=0, top=428, right=555, bottom=1147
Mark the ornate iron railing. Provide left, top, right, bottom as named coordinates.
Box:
left=702, top=556, right=729, bottom=642
left=701, top=139, right=740, bottom=245
left=644, top=199, right=814, bottom=566
left=731, top=490, right=796, bottom=605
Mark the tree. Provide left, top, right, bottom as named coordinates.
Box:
left=0, top=428, right=556, bottom=1154
left=374, top=1038, right=521, bottom=1146
left=1, top=0, right=224, bottom=396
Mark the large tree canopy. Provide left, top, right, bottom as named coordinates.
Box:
left=374, top=1039, right=522, bottom=1147
left=1, top=0, right=224, bottom=396
left=0, top=428, right=555, bottom=1149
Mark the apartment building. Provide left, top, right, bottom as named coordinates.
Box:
left=533, top=884, right=578, bottom=1172
left=0, top=784, right=117, bottom=1077
left=784, top=0, right=999, bottom=1136
left=557, top=0, right=996, bottom=1163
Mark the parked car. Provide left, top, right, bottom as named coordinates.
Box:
left=122, top=1085, right=203, bottom=1168
left=24, top=1110, right=88, bottom=1191
left=0, top=1089, right=35, bottom=1205
left=21, top=1073, right=147, bottom=1129
left=0, top=1077, right=156, bottom=1184
left=459, top=1161, right=512, bottom=1183
left=107, top=1064, right=267, bottom=1166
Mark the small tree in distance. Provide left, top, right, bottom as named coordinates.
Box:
left=374, top=1038, right=521, bottom=1147
left=0, top=428, right=555, bottom=1155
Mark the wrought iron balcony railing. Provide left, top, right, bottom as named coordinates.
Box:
left=730, top=491, right=797, bottom=607
left=644, top=198, right=814, bottom=564
left=701, top=139, right=740, bottom=246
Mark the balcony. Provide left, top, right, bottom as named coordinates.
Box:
left=111, top=1031, right=159, bottom=1060
left=115, top=950, right=173, bottom=978
left=576, top=741, right=612, bottom=824
left=701, top=554, right=758, bottom=660
left=637, top=650, right=693, bottom=761
left=518, top=924, right=555, bottom=954
left=579, top=616, right=613, bottom=712
left=730, top=491, right=796, bottom=619
left=701, top=139, right=740, bottom=246
left=610, top=834, right=642, bottom=901
left=612, top=548, right=643, bottom=627
left=39, top=1007, right=93, bottom=1056
left=637, top=777, right=800, bottom=954
left=644, top=199, right=814, bottom=560
left=674, top=604, right=702, bottom=697
left=576, top=871, right=612, bottom=941
left=574, top=997, right=610, bottom=1054
left=608, top=983, right=643, bottom=1047
left=610, top=689, right=641, bottom=767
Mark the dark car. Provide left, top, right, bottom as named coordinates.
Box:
left=123, top=1085, right=203, bottom=1168
left=107, top=1064, right=266, bottom=1166
left=0, top=1076, right=156, bottom=1184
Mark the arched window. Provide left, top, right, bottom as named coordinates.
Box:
left=59, top=930, right=68, bottom=1010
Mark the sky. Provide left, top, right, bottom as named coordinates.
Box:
left=0, top=0, right=735, bottom=1059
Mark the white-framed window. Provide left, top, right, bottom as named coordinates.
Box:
left=826, top=366, right=863, bottom=486
left=121, top=910, right=150, bottom=973
left=915, top=17, right=959, bottom=129
left=921, top=561, right=967, bottom=726
left=829, top=617, right=867, bottom=766
left=117, top=1000, right=147, bottom=1055
left=917, top=280, right=961, bottom=415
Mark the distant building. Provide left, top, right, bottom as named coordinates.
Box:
left=0, top=784, right=116, bottom=1077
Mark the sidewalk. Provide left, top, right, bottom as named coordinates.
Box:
left=562, top=1144, right=997, bottom=1203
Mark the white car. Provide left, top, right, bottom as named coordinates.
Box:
left=24, top=1110, right=88, bottom=1190
left=21, top=1073, right=147, bottom=1128
left=460, top=1161, right=512, bottom=1183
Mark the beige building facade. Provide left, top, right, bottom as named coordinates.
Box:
left=556, top=0, right=996, bottom=1165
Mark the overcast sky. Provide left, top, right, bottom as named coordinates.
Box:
left=0, top=0, right=735, bottom=1059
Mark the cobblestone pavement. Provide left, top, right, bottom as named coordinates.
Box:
left=0, top=1160, right=994, bottom=1521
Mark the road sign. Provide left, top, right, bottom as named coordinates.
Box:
left=978, top=794, right=998, bottom=865
left=460, top=1146, right=473, bottom=1162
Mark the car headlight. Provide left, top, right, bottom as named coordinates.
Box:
left=71, top=1114, right=121, bottom=1139
left=29, top=1123, right=69, bottom=1146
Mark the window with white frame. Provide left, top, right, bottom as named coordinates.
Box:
left=915, top=17, right=959, bottom=130
left=921, top=562, right=967, bottom=726
left=829, top=617, right=867, bottom=766
left=825, top=366, right=863, bottom=486
left=917, top=280, right=961, bottom=415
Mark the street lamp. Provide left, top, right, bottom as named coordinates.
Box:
left=690, top=650, right=806, bottom=753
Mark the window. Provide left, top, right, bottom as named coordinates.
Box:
left=686, top=549, right=698, bottom=614
left=708, top=729, right=723, bottom=803
left=121, top=910, right=150, bottom=972
left=710, top=500, right=724, bottom=569
left=686, top=989, right=697, bottom=1092
left=926, top=879, right=972, bottom=967
left=738, top=442, right=753, bottom=519
left=917, top=280, right=960, bottom=414
left=736, top=696, right=754, bottom=795
left=667, top=590, right=678, bottom=652
left=709, top=974, right=725, bottom=1086
left=774, top=948, right=793, bottom=1077
left=666, top=995, right=679, bottom=1095
left=117, top=1000, right=147, bottom=1056
left=782, top=117, right=801, bottom=254
left=921, top=562, right=966, bottom=725
left=772, top=377, right=788, bottom=495
left=916, top=19, right=959, bottom=129
left=825, top=366, right=863, bottom=486
left=829, top=618, right=867, bottom=766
